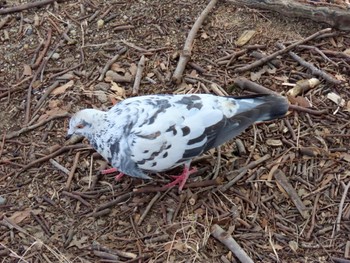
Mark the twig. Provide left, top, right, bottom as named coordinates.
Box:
left=49, top=158, right=70, bottom=175
left=0, top=132, right=6, bottom=159
left=137, top=192, right=161, bottom=225
left=61, top=191, right=91, bottom=207
left=334, top=181, right=350, bottom=234
left=98, top=47, right=127, bottom=81
left=0, top=0, right=62, bottom=15
left=288, top=105, right=327, bottom=116
left=234, top=77, right=327, bottom=115
left=14, top=144, right=90, bottom=177
left=120, top=40, right=148, bottom=52
left=306, top=193, right=320, bottom=240
left=132, top=55, right=145, bottom=95
left=96, top=192, right=133, bottom=211
left=172, top=0, right=218, bottom=84
left=276, top=43, right=341, bottom=85
left=0, top=15, right=11, bottom=29
left=133, top=178, right=222, bottom=193
left=297, top=45, right=338, bottom=67
left=65, top=152, right=81, bottom=190
left=34, top=81, right=60, bottom=110
left=31, top=28, right=52, bottom=69
left=227, top=154, right=271, bottom=182
left=234, top=77, right=277, bottom=95
left=274, top=169, right=309, bottom=219
left=211, top=224, right=254, bottom=263
left=6, top=112, right=69, bottom=139
left=30, top=212, right=51, bottom=236
left=234, top=28, right=332, bottom=73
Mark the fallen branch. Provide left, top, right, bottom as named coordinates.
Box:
left=274, top=169, right=309, bottom=219
left=276, top=43, right=341, bottom=85
left=65, top=152, right=81, bottom=190
left=6, top=112, right=69, bottom=139
left=234, top=77, right=328, bottom=115
left=220, top=154, right=271, bottom=192
left=211, top=224, right=254, bottom=263
left=334, top=181, right=350, bottom=235
left=234, top=28, right=332, bottom=73
left=228, top=0, right=350, bottom=31
left=14, top=144, right=90, bottom=177
left=172, top=0, right=218, bottom=84
left=137, top=192, right=161, bottom=225
left=0, top=0, right=64, bottom=15
left=132, top=55, right=146, bottom=95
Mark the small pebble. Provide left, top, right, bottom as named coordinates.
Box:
left=52, top=53, right=60, bottom=60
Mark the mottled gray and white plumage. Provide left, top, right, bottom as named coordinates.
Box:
left=67, top=94, right=288, bottom=189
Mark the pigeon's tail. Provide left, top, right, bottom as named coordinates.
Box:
left=234, top=94, right=289, bottom=122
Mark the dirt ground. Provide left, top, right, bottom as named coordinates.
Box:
left=1, top=0, right=350, bottom=262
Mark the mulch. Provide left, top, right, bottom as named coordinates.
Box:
left=0, top=0, right=350, bottom=262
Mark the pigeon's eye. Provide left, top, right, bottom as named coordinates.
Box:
left=76, top=124, right=84, bottom=129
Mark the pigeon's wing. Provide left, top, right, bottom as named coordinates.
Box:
left=126, top=94, right=288, bottom=173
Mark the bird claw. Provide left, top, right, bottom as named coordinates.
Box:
left=165, top=167, right=197, bottom=191
left=100, top=168, right=124, bottom=181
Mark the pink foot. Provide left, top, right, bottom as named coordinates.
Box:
left=164, top=166, right=197, bottom=191
left=100, top=168, right=124, bottom=181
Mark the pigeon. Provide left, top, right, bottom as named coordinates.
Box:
left=66, top=93, right=288, bottom=190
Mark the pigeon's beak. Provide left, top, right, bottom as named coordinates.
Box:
left=66, top=133, right=72, bottom=140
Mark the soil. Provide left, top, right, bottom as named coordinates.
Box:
left=1, top=0, right=350, bottom=262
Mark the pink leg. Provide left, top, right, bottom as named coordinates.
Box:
left=101, top=167, right=118, bottom=175
left=164, top=164, right=197, bottom=191
left=100, top=167, right=124, bottom=181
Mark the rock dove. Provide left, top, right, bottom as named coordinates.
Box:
left=67, top=94, right=288, bottom=190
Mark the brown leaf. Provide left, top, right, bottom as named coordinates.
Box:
left=67, top=235, right=89, bottom=249
left=51, top=80, right=74, bottom=95
left=9, top=208, right=36, bottom=225
left=235, top=30, right=256, bottom=47
left=23, top=64, right=32, bottom=76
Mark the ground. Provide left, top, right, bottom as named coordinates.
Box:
left=1, top=0, right=350, bottom=262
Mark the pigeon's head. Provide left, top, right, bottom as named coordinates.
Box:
left=66, top=109, right=106, bottom=140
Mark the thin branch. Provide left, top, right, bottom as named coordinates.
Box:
left=234, top=28, right=332, bottom=73
left=6, top=112, right=69, bottom=139
left=172, top=0, right=218, bottom=84
left=277, top=43, right=341, bottom=85
left=211, top=224, right=254, bottom=263
left=132, top=55, right=146, bottom=95
left=0, top=0, right=64, bottom=15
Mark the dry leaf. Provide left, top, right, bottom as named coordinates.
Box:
left=51, top=80, right=74, bottom=95
left=129, top=63, right=137, bottom=76
left=9, top=208, right=40, bottom=224
left=266, top=139, right=282, bottom=147
left=110, top=81, right=126, bottom=99
left=327, top=92, right=345, bottom=107
left=201, top=32, right=209, bottom=39
left=343, top=48, right=350, bottom=56
left=111, top=63, right=125, bottom=73
left=293, top=96, right=311, bottom=108
left=38, top=109, right=68, bottom=122
left=340, top=153, right=350, bottom=163
left=164, top=241, right=188, bottom=253
left=235, top=30, right=256, bottom=47
left=346, top=101, right=350, bottom=112
left=23, top=64, right=32, bottom=76
left=67, top=235, right=89, bottom=249
left=289, top=241, right=298, bottom=252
